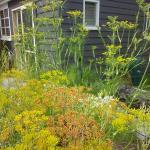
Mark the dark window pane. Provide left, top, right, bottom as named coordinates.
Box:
left=17, top=10, right=21, bottom=25
left=2, top=28, right=5, bottom=35
left=1, top=19, right=5, bottom=27
left=6, top=28, right=10, bottom=36
left=12, top=10, right=21, bottom=34
left=22, top=9, right=32, bottom=28
left=0, top=9, right=11, bottom=37
left=85, top=2, right=96, bottom=26
left=4, top=9, right=8, bottom=17
left=0, top=10, right=4, bottom=18
left=5, top=18, right=9, bottom=27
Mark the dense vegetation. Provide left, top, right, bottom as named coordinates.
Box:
left=0, top=70, right=149, bottom=149
left=0, top=0, right=150, bottom=149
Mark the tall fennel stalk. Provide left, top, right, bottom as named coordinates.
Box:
left=95, top=3, right=150, bottom=96
left=13, top=0, right=65, bottom=77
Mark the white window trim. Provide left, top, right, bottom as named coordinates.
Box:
left=83, top=0, right=100, bottom=30
left=11, top=2, right=36, bottom=48
left=11, top=2, right=33, bottom=35
left=0, top=3, right=12, bottom=41
left=11, top=2, right=32, bottom=12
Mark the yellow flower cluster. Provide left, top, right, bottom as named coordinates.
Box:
left=102, top=44, right=122, bottom=59
left=112, top=112, right=134, bottom=132
left=129, top=108, right=150, bottom=121
left=14, top=110, right=48, bottom=135
left=5, top=129, right=59, bottom=150
left=116, top=56, right=127, bottom=63
left=67, top=10, right=82, bottom=17
left=129, top=108, right=150, bottom=134
left=106, top=16, right=137, bottom=31
left=0, top=69, right=26, bottom=80
left=40, top=70, right=69, bottom=85
left=2, top=110, right=59, bottom=150
left=119, top=20, right=137, bottom=29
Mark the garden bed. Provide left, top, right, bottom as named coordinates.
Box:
left=0, top=70, right=149, bottom=150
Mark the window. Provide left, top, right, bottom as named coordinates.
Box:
left=12, top=3, right=36, bottom=56
left=83, top=0, right=100, bottom=30
left=12, top=3, right=33, bottom=35
left=0, top=4, right=11, bottom=41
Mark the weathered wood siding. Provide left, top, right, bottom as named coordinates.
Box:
left=62, top=0, right=146, bottom=62
left=35, top=0, right=60, bottom=52
left=7, top=0, right=149, bottom=64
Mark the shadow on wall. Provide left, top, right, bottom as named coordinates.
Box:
left=0, top=40, right=14, bottom=70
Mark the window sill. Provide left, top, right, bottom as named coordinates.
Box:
left=85, top=26, right=98, bottom=31
left=0, top=36, right=12, bottom=41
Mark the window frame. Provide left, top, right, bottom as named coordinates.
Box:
left=0, top=3, right=11, bottom=41
left=83, top=0, right=100, bottom=30
left=11, top=2, right=34, bottom=35
left=11, top=2, right=35, bottom=48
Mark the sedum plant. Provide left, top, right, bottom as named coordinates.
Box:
left=40, top=70, right=69, bottom=85
left=0, top=70, right=150, bottom=149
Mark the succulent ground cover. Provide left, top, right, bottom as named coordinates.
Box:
left=0, top=70, right=149, bottom=150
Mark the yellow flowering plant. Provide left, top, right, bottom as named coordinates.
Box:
left=40, top=70, right=69, bottom=85
left=4, top=129, right=59, bottom=150
left=0, top=110, right=59, bottom=150
left=0, top=69, right=26, bottom=80
left=14, top=110, right=48, bottom=134
left=129, top=107, right=150, bottom=136
left=67, top=10, right=82, bottom=18
left=0, top=73, right=149, bottom=149
left=94, top=15, right=146, bottom=96
left=112, top=112, right=135, bottom=133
